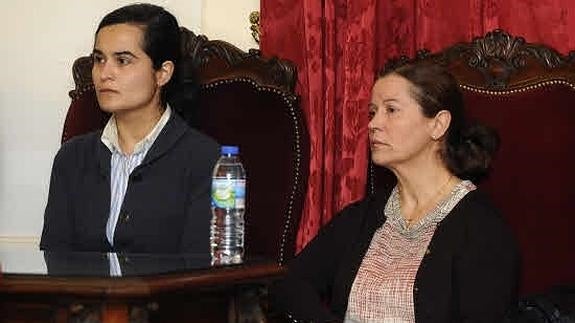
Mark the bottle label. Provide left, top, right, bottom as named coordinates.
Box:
left=212, top=178, right=246, bottom=208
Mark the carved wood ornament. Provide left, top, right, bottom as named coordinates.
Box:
left=385, top=29, right=575, bottom=91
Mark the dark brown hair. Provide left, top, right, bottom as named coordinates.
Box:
left=379, top=62, right=499, bottom=182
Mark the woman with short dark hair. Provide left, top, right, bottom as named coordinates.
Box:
left=40, top=4, right=219, bottom=254
left=272, top=62, right=519, bottom=322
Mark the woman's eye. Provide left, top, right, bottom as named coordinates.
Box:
left=92, top=55, right=104, bottom=64
left=386, top=106, right=397, bottom=114
left=368, top=110, right=376, bottom=120
left=367, top=103, right=378, bottom=120
left=117, top=57, right=131, bottom=65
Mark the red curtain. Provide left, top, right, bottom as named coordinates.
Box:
left=375, top=0, right=575, bottom=67
left=261, top=0, right=575, bottom=252
left=260, top=1, right=376, bottom=251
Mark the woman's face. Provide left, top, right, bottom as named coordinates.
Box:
left=368, top=74, right=436, bottom=168
left=92, top=23, right=162, bottom=114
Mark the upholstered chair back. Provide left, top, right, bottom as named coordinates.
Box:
left=370, top=30, right=575, bottom=295
left=62, top=28, right=309, bottom=265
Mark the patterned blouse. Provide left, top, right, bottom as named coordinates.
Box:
left=345, top=180, right=476, bottom=323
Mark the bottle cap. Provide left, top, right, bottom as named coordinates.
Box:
left=221, top=145, right=239, bottom=155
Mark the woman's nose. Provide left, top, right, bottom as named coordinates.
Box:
left=368, top=111, right=383, bottom=130
left=96, top=61, right=114, bottom=81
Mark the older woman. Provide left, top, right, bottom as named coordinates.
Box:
left=272, top=62, right=519, bottom=322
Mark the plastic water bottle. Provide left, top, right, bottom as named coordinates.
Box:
left=210, top=145, right=246, bottom=265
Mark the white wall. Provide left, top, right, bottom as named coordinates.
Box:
left=202, top=0, right=260, bottom=51
left=0, top=0, right=259, bottom=243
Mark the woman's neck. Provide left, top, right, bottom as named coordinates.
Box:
left=391, top=154, right=456, bottom=224
left=114, top=104, right=164, bottom=155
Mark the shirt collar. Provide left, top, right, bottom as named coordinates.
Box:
left=101, top=105, right=172, bottom=155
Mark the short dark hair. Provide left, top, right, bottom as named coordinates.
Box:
left=95, top=3, right=181, bottom=107
left=379, top=62, right=499, bottom=182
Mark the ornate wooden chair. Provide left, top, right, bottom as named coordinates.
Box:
left=370, top=29, right=575, bottom=295
left=63, top=27, right=309, bottom=265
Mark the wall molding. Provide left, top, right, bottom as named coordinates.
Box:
left=0, top=236, right=39, bottom=244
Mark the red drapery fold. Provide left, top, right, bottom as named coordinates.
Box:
left=261, top=0, right=575, bottom=252
left=261, top=1, right=375, bottom=251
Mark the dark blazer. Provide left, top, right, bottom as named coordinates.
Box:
left=40, top=113, right=219, bottom=254
left=43, top=251, right=212, bottom=277
left=271, top=189, right=520, bottom=322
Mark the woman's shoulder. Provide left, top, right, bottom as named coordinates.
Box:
left=56, top=131, right=102, bottom=160
left=169, top=114, right=219, bottom=154
left=455, top=188, right=502, bottom=222
left=329, top=191, right=389, bottom=231
left=182, top=126, right=219, bottom=150
left=450, top=188, right=517, bottom=246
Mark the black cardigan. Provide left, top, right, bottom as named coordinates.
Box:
left=40, top=113, right=219, bottom=254
left=271, top=189, right=520, bottom=322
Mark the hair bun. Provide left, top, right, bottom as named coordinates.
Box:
left=448, top=123, right=500, bottom=182
left=461, top=123, right=500, bottom=156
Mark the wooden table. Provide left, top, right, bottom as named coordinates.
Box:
left=0, top=249, right=285, bottom=322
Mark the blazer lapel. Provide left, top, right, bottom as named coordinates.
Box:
left=95, top=135, right=113, bottom=250
left=139, top=113, right=188, bottom=167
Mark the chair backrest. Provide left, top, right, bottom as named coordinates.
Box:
left=370, top=29, right=575, bottom=295
left=63, top=27, right=310, bottom=265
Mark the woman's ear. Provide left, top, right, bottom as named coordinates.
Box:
left=155, top=61, right=175, bottom=87
left=429, top=110, right=451, bottom=140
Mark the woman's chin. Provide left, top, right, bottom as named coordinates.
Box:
left=98, top=103, right=127, bottom=114
left=371, top=155, right=391, bottom=167
left=96, top=99, right=119, bottom=112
